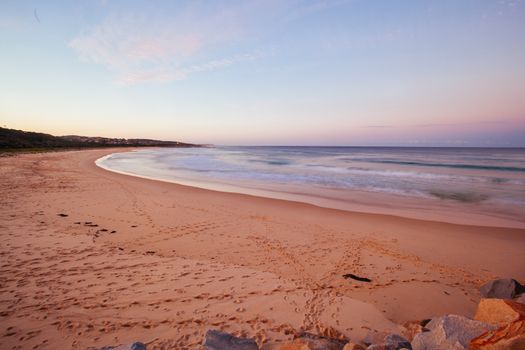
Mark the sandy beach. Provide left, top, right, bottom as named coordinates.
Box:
left=1, top=148, right=524, bottom=349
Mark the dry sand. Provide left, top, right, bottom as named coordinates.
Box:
left=1, top=148, right=524, bottom=349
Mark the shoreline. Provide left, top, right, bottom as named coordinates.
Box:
left=1, top=148, right=524, bottom=349
left=95, top=148, right=525, bottom=229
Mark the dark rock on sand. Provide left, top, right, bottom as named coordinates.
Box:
left=411, top=314, right=496, bottom=350
left=366, top=334, right=412, bottom=350
left=203, top=329, right=258, bottom=350
left=480, top=278, right=525, bottom=299
left=343, top=274, right=372, bottom=282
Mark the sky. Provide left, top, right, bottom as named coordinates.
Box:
left=1, top=0, right=524, bottom=146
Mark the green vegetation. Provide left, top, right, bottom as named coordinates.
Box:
left=0, top=127, right=198, bottom=150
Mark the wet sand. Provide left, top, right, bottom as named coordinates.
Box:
left=1, top=148, right=524, bottom=349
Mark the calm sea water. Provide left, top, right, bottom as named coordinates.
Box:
left=96, top=147, right=525, bottom=227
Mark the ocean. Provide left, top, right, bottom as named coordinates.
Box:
left=96, top=146, right=525, bottom=228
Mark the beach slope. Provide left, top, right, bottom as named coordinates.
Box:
left=0, top=149, right=524, bottom=349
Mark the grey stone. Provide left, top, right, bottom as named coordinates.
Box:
left=367, top=334, right=412, bottom=350
left=114, top=342, right=147, bottom=350
left=203, top=329, right=258, bottom=350
left=363, top=331, right=390, bottom=346
left=411, top=315, right=496, bottom=350
left=95, top=342, right=147, bottom=350
left=480, top=278, right=525, bottom=299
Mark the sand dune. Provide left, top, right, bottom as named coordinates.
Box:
left=0, top=149, right=524, bottom=349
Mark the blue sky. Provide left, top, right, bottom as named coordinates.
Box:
left=1, top=0, right=524, bottom=146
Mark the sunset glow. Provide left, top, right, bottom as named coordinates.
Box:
left=1, top=0, right=524, bottom=145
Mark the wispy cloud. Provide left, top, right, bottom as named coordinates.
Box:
left=69, top=1, right=349, bottom=85
left=70, top=13, right=207, bottom=69
left=117, top=52, right=262, bottom=85
left=69, top=4, right=247, bottom=84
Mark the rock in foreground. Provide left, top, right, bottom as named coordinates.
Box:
left=95, top=342, right=147, bottom=350
left=261, top=332, right=347, bottom=350
left=366, top=334, right=412, bottom=350
left=480, top=279, right=525, bottom=299
left=411, top=314, right=496, bottom=350
left=470, top=319, right=525, bottom=349
left=474, top=298, right=525, bottom=327
left=203, top=329, right=258, bottom=350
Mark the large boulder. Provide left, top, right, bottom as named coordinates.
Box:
left=480, top=279, right=525, bottom=299
left=203, top=330, right=258, bottom=350
left=411, top=315, right=496, bottom=350
left=470, top=319, right=525, bottom=349
left=474, top=299, right=525, bottom=327
left=261, top=332, right=347, bottom=350
left=366, top=334, right=412, bottom=350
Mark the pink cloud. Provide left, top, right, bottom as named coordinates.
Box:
left=117, top=53, right=260, bottom=85
left=69, top=15, right=205, bottom=70
left=68, top=1, right=337, bottom=85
